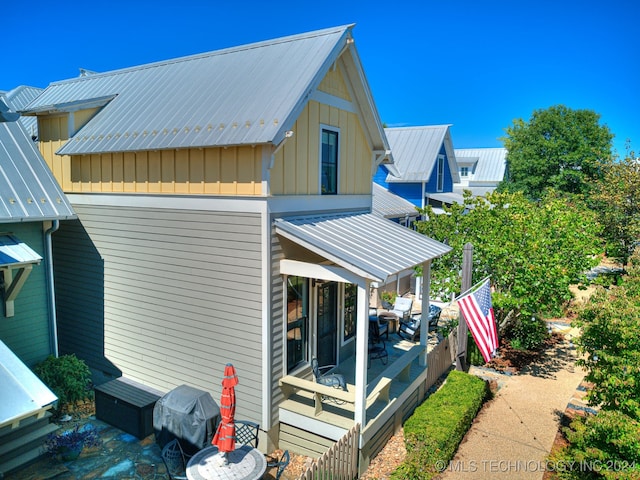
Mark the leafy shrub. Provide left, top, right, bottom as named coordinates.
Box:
left=33, top=354, right=93, bottom=413
left=391, top=370, right=489, bottom=479
left=548, top=411, right=640, bottom=479
left=503, top=315, right=548, bottom=351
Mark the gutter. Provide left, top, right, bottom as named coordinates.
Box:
left=44, top=220, right=59, bottom=357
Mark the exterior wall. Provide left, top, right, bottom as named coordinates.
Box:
left=425, top=144, right=454, bottom=193
left=38, top=115, right=72, bottom=191
left=52, top=204, right=264, bottom=423
left=317, top=64, right=352, bottom=101
left=388, top=183, right=423, bottom=208
left=270, top=100, right=372, bottom=195
left=0, top=222, right=51, bottom=367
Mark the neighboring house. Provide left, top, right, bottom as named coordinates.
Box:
left=371, top=183, right=419, bottom=226
left=453, top=147, right=507, bottom=196
left=20, top=25, right=451, bottom=468
left=1, top=85, right=43, bottom=140
left=0, top=97, right=76, bottom=474
left=374, top=125, right=461, bottom=210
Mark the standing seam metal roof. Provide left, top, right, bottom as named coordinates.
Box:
left=22, top=25, right=373, bottom=155
left=384, top=125, right=459, bottom=183
left=0, top=100, right=76, bottom=222
left=274, top=212, right=451, bottom=283
left=371, top=183, right=419, bottom=219
left=454, top=148, right=507, bottom=182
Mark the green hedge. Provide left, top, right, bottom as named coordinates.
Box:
left=391, top=370, right=489, bottom=480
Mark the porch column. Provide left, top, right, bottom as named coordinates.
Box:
left=419, top=260, right=432, bottom=367
left=354, top=280, right=370, bottom=428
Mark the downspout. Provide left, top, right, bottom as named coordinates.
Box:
left=44, top=220, right=60, bottom=357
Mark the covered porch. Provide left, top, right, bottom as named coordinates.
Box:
left=273, top=212, right=452, bottom=462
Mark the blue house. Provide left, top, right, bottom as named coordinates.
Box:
left=374, top=125, right=460, bottom=211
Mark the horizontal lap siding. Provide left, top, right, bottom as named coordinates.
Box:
left=269, top=230, right=285, bottom=426
left=53, top=205, right=263, bottom=421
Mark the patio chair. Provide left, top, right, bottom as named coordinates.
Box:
left=368, top=337, right=388, bottom=366
left=389, top=297, right=413, bottom=321
left=235, top=420, right=260, bottom=448
left=161, top=439, right=188, bottom=480
left=311, top=357, right=347, bottom=390
left=267, top=449, right=290, bottom=480
left=369, top=315, right=388, bottom=341
left=397, top=304, right=442, bottom=341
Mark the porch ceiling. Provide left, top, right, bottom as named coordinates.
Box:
left=274, top=212, right=451, bottom=283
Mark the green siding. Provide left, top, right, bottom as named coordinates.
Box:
left=0, top=222, right=51, bottom=367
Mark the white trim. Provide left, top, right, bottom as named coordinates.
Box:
left=319, top=124, right=340, bottom=195
left=309, top=90, right=356, bottom=114
left=279, top=259, right=363, bottom=285
left=278, top=408, right=347, bottom=441
left=437, top=154, right=445, bottom=193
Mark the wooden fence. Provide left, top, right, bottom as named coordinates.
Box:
left=295, top=423, right=360, bottom=480
left=424, top=331, right=456, bottom=390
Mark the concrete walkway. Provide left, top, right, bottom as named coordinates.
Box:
left=438, top=324, right=589, bottom=480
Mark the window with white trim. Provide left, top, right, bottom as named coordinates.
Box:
left=437, top=155, right=445, bottom=192
left=321, top=126, right=339, bottom=195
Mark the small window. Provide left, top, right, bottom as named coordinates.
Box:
left=460, top=166, right=469, bottom=177
left=321, top=127, right=339, bottom=194
left=437, top=155, right=445, bottom=192
left=343, top=283, right=356, bottom=341
left=286, top=276, right=309, bottom=372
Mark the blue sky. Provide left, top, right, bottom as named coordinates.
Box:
left=4, top=1, right=638, bottom=156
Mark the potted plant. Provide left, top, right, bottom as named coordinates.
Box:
left=380, top=291, right=396, bottom=310
left=44, top=424, right=102, bottom=461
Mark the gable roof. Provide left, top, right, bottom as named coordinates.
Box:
left=1, top=86, right=43, bottom=138
left=0, top=99, right=75, bottom=223
left=371, top=183, right=418, bottom=219
left=384, top=125, right=459, bottom=183
left=454, top=147, right=507, bottom=183
left=22, top=25, right=389, bottom=158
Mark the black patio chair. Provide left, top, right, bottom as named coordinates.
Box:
left=161, top=439, right=187, bottom=480
left=268, top=449, right=290, bottom=480
left=235, top=420, right=260, bottom=448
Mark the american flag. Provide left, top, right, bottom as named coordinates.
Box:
left=458, top=279, right=498, bottom=363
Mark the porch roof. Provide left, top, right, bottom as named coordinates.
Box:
left=274, top=212, right=451, bottom=283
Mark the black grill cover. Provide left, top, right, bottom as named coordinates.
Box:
left=153, top=384, right=220, bottom=455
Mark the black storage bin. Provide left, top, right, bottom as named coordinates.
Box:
left=94, top=378, right=162, bottom=439
left=153, top=384, right=220, bottom=456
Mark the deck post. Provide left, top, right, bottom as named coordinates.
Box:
left=419, top=260, right=431, bottom=366
left=354, top=280, right=369, bottom=429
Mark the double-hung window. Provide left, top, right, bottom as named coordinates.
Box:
left=321, top=127, right=339, bottom=195
left=436, top=155, right=445, bottom=192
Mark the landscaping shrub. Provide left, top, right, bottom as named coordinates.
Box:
left=548, top=410, right=640, bottom=479
left=33, top=354, right=93, bottom=414
left=391, top=370, right=490, bottom=480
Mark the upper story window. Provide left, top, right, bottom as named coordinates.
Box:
left=321, top=126, right=339, bottom=195
left=460, top=166, right=469, bottom=177
left=437, top=154, right=445, bottom=192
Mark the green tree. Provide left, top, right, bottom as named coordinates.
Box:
left=574, top=248, right=640, bottom=420
left=499, top=105, right=614, bottom=199
left=590, top=144, right=640, bottom=265
left=416, top=190, right=602, bottom=323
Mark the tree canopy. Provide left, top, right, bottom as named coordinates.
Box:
left=415, top=190, right=602, bottom=320
left=499, top=105, right=614, bottom=199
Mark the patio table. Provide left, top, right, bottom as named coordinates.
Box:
left=186, top=444, right=266, bottom=480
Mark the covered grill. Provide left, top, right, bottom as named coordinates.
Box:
left=153, top=384, right=220, bottom=456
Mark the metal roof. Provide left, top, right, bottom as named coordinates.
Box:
left=427, top=192, right=465, bottom=205
left=274, top=212, right=451, bottom=283
left=454, top=148, right=507, bottom=183
left=371, top=183, right=419, bottom=219
left=384, top=125, right=459, bottom=183
left=0, top=234, right=42, bottom=267
left=22, top=25, right=388, bottom=157
left=0, top=99, right=76, bottom=223
left=1, top=86, right=42, bottom=138
left=0, top=338, right=57, bottom=428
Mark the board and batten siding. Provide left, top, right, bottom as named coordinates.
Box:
left=53, top=205, right=264, bottom=422
left=0, top=222, right=51, bottom=367
left=270, top=100, right=372, bottom=196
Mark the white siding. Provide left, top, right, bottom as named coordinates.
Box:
left=53, top=205, right=263, bottom=422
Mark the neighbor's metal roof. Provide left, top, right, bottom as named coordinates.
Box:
left=274, top=212, right=451, bottom=283
left=454, top=148, right=507, bottom=183
left=372, top=183, right=419, bottom=219
left=1, top=86, right=42, bottom=138
left=384, top=125, right=459, bottom=183
left=0, top=100, right=76, bottom=222
left=22, top=25, right=387, bottom=156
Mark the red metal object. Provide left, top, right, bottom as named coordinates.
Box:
left=212, top=363, right=239, bottom=453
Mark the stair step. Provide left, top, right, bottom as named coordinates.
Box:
left=0, top=411, right=53, bottom=442
left=0, top=421, right=59, bottom=457
left=0, top=445, right=51, bottom=477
